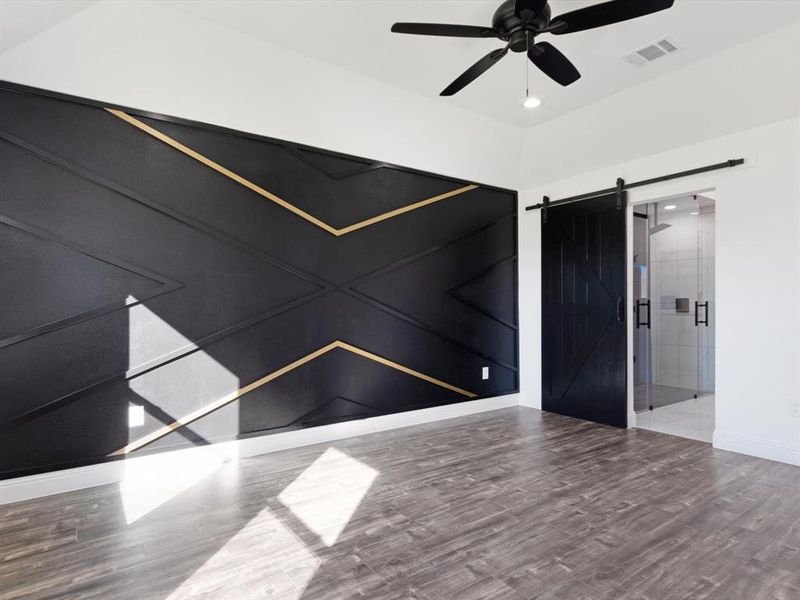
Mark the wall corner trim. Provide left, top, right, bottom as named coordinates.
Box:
left=0, top=394, right=519, bottom=506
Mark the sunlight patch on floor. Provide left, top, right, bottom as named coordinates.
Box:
left=120, top=444, right=237, bottom=525
left=165, top=507, right=321, bottom=600
left=278, top=447, right=378, bottom=547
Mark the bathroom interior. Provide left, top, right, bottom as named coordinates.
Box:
left=633, top=193, right=715, bottom=442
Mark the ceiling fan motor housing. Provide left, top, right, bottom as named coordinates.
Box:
left=493, top=0, right=551, bottom=52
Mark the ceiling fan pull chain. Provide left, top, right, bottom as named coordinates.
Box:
left=525, top=31, right=530, bottom=98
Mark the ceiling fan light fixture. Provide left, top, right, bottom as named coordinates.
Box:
left=523, top=96, right=542, bottom=108
left=391, top=0, right=676, bottom=97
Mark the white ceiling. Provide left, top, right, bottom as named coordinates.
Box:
left=2, top=1, right=799, bottom=130
left=165, top=0, right=800, bottom=128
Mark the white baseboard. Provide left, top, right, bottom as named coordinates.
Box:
left=713, top=430, right=800, bottom=467
left=517, top=395, right=540, bottom=409
left=0, top=394, right=519, bottom=506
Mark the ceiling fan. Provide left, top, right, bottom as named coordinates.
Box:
left=391, top=0, right=675, bottom=96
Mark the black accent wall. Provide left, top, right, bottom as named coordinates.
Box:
left=0, top=81, right=518, bottom=479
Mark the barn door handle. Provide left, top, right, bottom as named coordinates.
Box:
left=616, top=297, right=625, bottom=323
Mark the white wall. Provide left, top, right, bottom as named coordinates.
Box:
left=519, top=116, right=800, bottom=465
left=517, top=22, right=800, bottom=189
left=0, top=1, right=522, bottom=189
left=517, top=20, right=800, bottom=466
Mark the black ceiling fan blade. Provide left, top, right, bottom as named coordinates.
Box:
left=391, top=23, right=499, bottom=38
left=529, top=42, right=581, bottom=86
left=515, top=0, right=549, bottom=20
left=440, top=47, right=509, bottom=96
left=550, top=0, right=674, bottom=35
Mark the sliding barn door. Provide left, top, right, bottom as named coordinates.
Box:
left=542, top=192, right=627, bottom=427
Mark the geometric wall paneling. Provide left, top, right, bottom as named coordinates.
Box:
left=0, top=134, right=325, bottom=429
left=0, top=80, right=518, bottom=479
left=287, top=146, right=384, bottom=181
left=0, top=216, right=182, bottom=347
left=107, top=109, right=479, bottom=235
left=296, top=397, right=384, bottom=428
left=351, top=216, right=517, bottom=369
left=0, top=88, right=514, bottom=286
left=446, top=257, right=518, bottom=328
left=114, top=340, right=476, bottom=457
left=110, top=340, right=476, bottom=456
left=0, top=384, right=132, bottom=477
left=214, top=348, right=467, bottom=435
left=0, top=130, right=328, bottom=303
left=102, top=287, right=504, bottom=457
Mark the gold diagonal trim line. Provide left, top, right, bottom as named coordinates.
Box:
left=110, top=341, right=476, bottom=456
left=334, top=341, right=476, bottom=398
left=105, top=109, right=479, bottom=236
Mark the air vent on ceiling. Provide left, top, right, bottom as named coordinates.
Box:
left=623, top=37, right=680, bottom=66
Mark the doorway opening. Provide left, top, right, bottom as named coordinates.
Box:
left=632, top=193, right=715, bottom=442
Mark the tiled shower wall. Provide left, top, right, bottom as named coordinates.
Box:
left=650, top=199, right=715, bottom=393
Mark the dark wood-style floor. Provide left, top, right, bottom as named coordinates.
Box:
left=2, top=407, right=799, bottom=600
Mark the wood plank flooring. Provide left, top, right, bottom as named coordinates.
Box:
left=1, top=407, right=799, bottom=600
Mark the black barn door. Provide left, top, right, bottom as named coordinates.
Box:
left=542, top=192, right=627, bottom=427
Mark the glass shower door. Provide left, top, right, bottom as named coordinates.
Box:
left=694, top=195, right=715, bottom=439
left=670, top=194, right=715, bottom=439
left=632, top=209, right=652, bottom=412
left=635, top=195, right=715, bottom=441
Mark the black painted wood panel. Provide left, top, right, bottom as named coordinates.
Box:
left=541, top=193, right=627, bottom=428
left=0, top=81, right=518, bottom=479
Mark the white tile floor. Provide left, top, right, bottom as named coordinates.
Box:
left=635, top=395, right=715, bottom=443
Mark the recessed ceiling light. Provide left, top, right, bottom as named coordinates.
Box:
left=663, top=204, right=677, bottom=210
left=689, top=211, right=699, bottom=215
left=523, top=96, right=542, bottom=109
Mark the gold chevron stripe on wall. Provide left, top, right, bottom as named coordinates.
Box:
left=110, top=341, right=477, bottom=456
left=106, top=109, right=479, bottom=236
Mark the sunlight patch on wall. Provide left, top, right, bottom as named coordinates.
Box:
left=121, top=297, right=241, bottom=524
left=165, top=507, right=321, bottom=600
left=126, top=296, right=240, bottom=442
left=278, top=447, right=378, bottom=547
left=127, top=295, right=200, bottom=372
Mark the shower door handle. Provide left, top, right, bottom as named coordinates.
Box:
left=616, top=297, right=625, bottom=323
left=636, top=299, right=651, bottom=329
left=695, top=301, right=709, bottom=327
